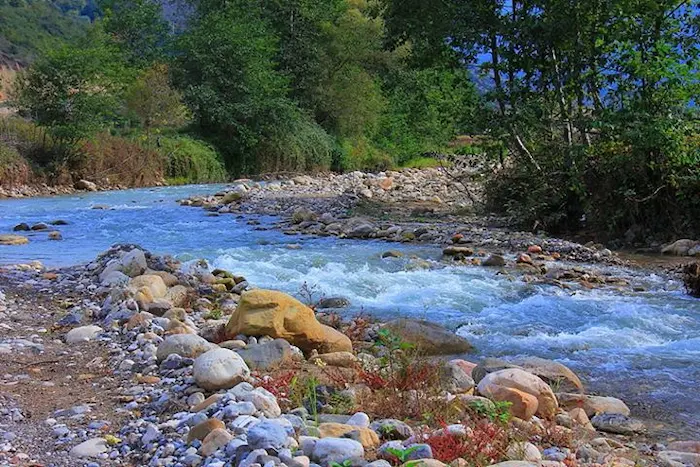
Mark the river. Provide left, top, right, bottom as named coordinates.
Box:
left=1, top=185, right=699, bottom=437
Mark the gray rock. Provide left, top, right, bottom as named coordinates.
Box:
left=156, top=334, right=217, bottom=362
left=370, top=419, right=413, bottom=440
left=311, top=438, right=364, bottom=465
left=247, top=420, right=289, bottom=450
left=381, top=319, right=474, bottom=355
left=482, top=254, right=506, bottom=267
left=346, top=412, right=370, bottom=428
left=591, top=414, right=645, bottom=435
left=441, top=360, right=475, bottom=393
left=236, top=339, right=293, bottom=370
left=316, top=297, right=351, bottom=309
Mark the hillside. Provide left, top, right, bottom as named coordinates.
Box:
left=0, top=0, right=93, bottom=67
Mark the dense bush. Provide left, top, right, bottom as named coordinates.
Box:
left=0, top=141, right=33, bottom=186
left=77, top=132, right=164, bottom=186
left=159, top=135, right=227, bottom=184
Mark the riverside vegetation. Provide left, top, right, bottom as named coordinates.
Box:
left=0, top=0, right=698, bottom=245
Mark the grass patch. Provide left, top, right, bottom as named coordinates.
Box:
left=400, top=155, right=442, bottom=169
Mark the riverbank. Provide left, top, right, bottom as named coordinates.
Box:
left=181, top=168, right=700, bottom=282
left=1, top=244, right=698, bottom=467
left=0, top=179, right=164, bottom=199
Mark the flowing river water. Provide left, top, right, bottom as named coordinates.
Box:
left=1, top=185, right=699, bottom=437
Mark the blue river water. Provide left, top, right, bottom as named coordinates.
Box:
left=1, top=185, right=699, bottom=436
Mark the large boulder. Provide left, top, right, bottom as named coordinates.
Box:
left=381, top=319, right=474, bottom=355
left=224, top=289, right=352, bottom=355
left=193, top=348, right=250, bottom=390
left=477, top=368, right=558, bottom=419
left=662, top=239, right=699, bottom=256
left=156, top=334, right=217, bottom=362
left=477, top=383, right=538, bottom=420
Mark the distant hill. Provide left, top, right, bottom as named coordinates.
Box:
left=0, top=0, right=95, bottom=67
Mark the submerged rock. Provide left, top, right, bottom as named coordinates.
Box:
left=0, top=234, right=29, bottom=246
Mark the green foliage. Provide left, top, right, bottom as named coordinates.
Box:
left=158, top=135, right=227, bottom=183
left=99, top=0, right=170, bottom=66
left=125, top=64, right=189, bottom=132
left=15, top=28, right=132, bottom=150
left=385, top=445, right=422, bottom=463
left=174, top=1, right=331, bottom=174
left=289, top=374, right=321, bottom=423
left=385, top=0, right=700, bottom=241
left=400, top=156, right=441, bottom=169
left=377, top=66, right=479, bottom=165
left=470, top=400, right=512, bottom=425
left=328, top=461, right=353, bottom=467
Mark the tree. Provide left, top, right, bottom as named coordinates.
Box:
left=173, top=0, right=333, bottom=173
left=99, top=0, right=170, bottom=67
left=383, top=0, right=700, bottom=237
left=15, top=28, right=131, bottom=151
left=125, top=64, right=188, bottom=133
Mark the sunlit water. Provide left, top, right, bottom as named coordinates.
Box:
left=1, top=185, right=699, bottom=437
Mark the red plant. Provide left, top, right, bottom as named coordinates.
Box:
left=358, top=360, right=440, bottom=391
left=424, top=421, right=508, bottom=466
left=255, top=371, right=297, bottom=399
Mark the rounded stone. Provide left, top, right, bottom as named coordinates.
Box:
left=65, top=325, right=103, bottom=344
left=193, top=348, right=250, bottom=390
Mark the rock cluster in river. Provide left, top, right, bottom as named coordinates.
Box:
left=0, top=244, right=698, bottom=467
left=180, top=168, right=624, bottom=267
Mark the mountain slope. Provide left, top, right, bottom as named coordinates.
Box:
left=0, top=0, right=92, bottom=66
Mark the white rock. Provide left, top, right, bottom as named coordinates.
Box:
left=65, top=325, right=103, bottom=344
left=506, top=442, right=542, bottom=462
left=193, top=348, right=250, bottom=390
left=69, top=438, right=108, bottom=458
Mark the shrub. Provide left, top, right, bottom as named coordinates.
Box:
left=77, top=132, right=165, bottom=187
left=159, top=135, right=227, bottom=183
left=0, top=142, right=33, bottom=187
left=423, top=421, right=509, bottom=466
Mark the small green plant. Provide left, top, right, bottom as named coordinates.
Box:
left=470, top=400, right=512, bottom=425
left=289, top=375, right=320, bottom=424
left=386, top=445, right=422, bottom=463
left=204, top=308, right=223, bottom=320
left=329, top=460, right=353, bottom=467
